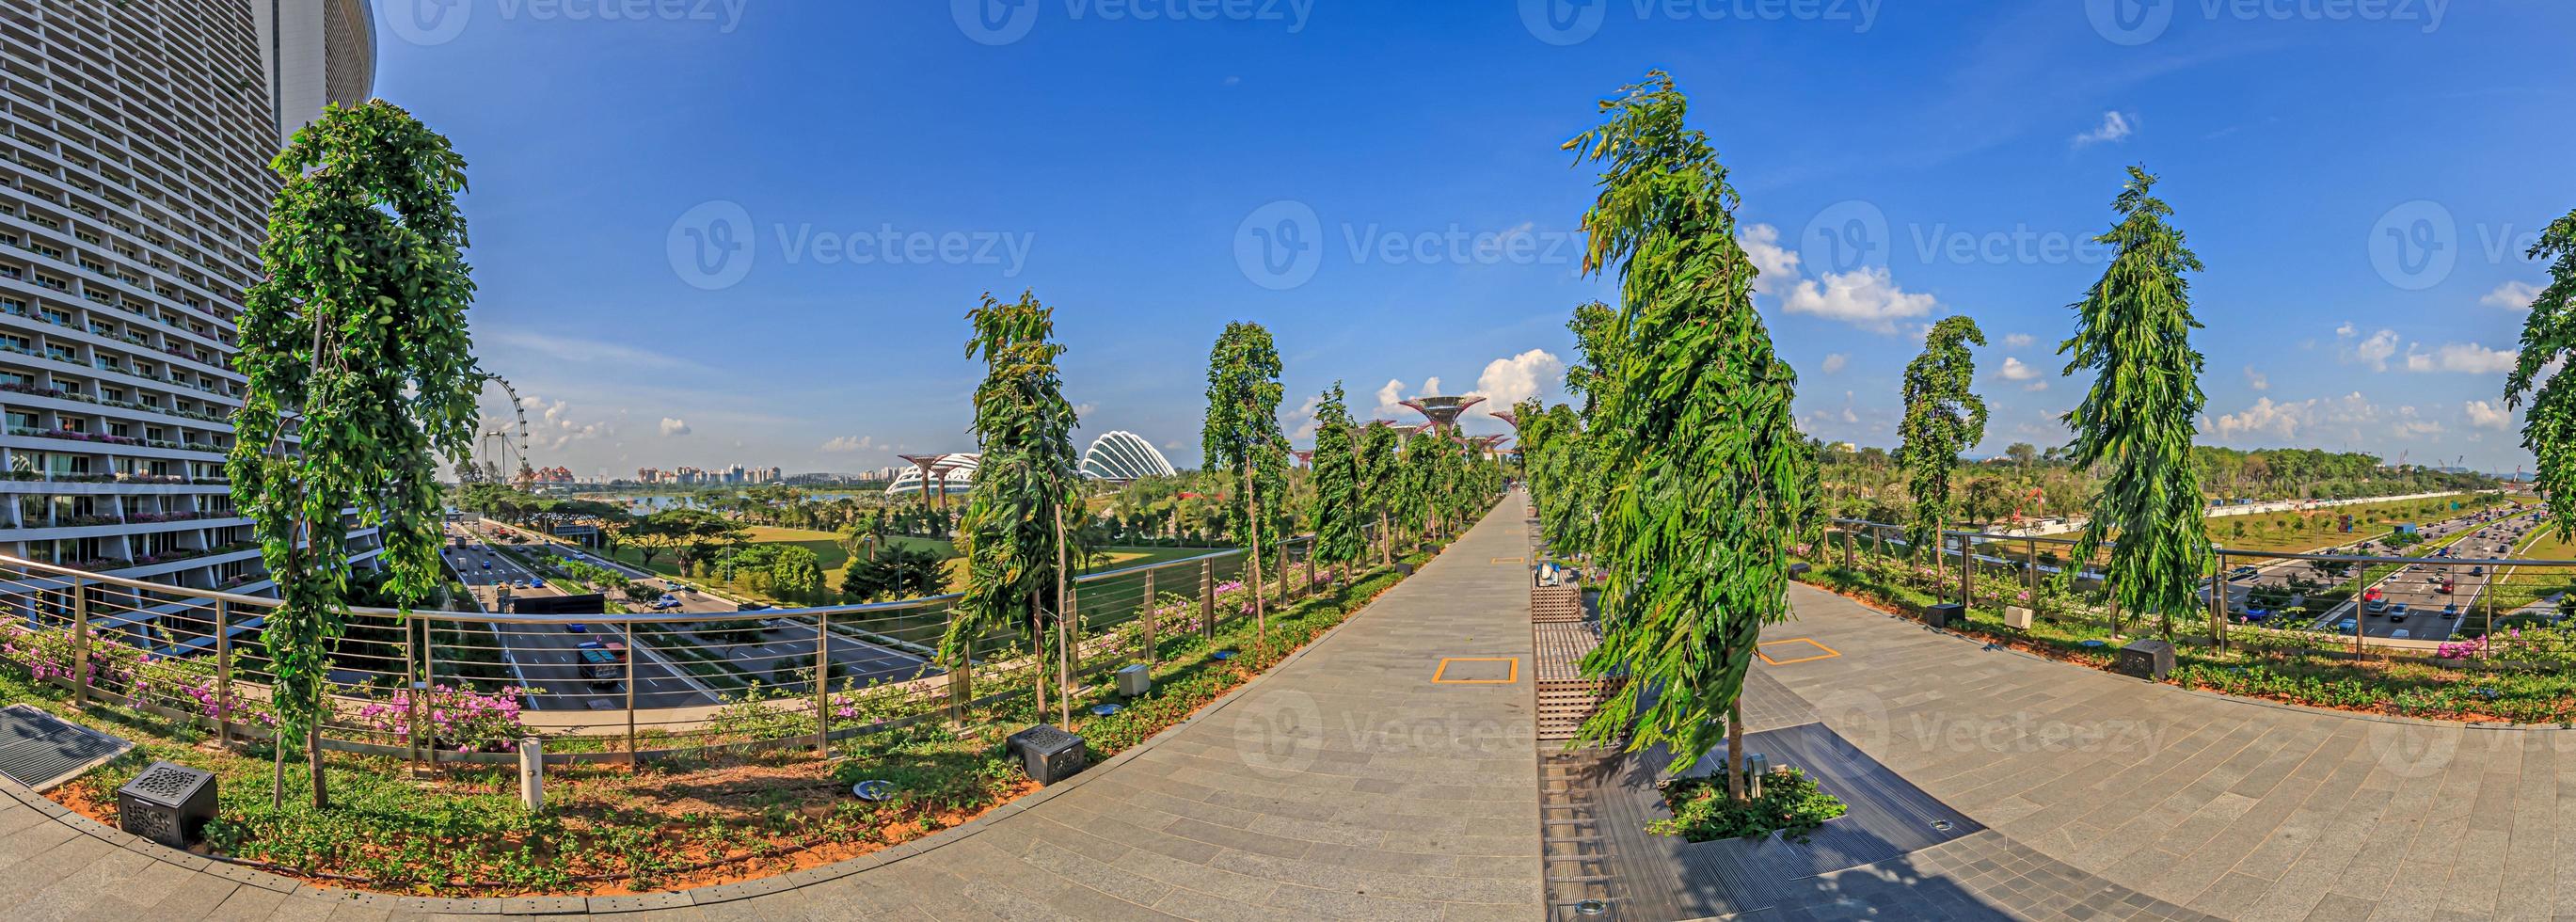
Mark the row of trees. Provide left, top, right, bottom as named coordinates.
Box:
left=1515, top=74, right=2293, bottom=807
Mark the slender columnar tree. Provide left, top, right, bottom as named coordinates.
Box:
left=1898, top=315, right=1990, bottom=573
left=1357, top=422, right=1402, bottom=564
left=1202, top=323, right=1287, bottom=643
left=2505, top=207, right=2576, bottom=535
left=946, top=292, right=1086, bottom=723
left=231, top=102, right=481, bottom=808
left=1560, top=301, right=1623, bottom=559
left=1566, top=74, right=1805, bottom=800
left=1308, top=384, right=1365, bottom=582
left=2058, top=167, right=2211, bottom=643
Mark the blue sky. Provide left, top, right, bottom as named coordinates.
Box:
left=370, top=0, right=2575, bottom=477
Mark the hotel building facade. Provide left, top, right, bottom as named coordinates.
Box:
left=0, top=0, right=379, bottom=595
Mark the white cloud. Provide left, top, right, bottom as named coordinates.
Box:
left=507, top=393, right=612, bottom=451
left=1821, top=353, right=1849, bottom=374
left=2072, top=110, right=2135, bottom=147
left=2483, top=280, right=2542, bottom=311
left=2002, top=333, right=2035, bottom=348
left=1738, top=224, right=1802, bottom=296
left=1072, top=402, right=1099, bottom=418
left=1997, top=357, right=2039, bottom=381
left=1780, top=265, right=1940, bottom=333
left=1370, top=379, right=1407, bottom=419
left=2209, top=392, right=2384, bottom=439
left=2334, top=322, right=2358, bottom=338
left=659, top=418, right=692, bottom=437
left=2403, top=342, right=2517, bottom=374
left=1741, top=222, right=1938, bottom=333
left=1289, top=393, right=1325, bottom=439
left=485, top=329, right=714, bottom=373
left=820, top=435, right=876, bottom=453
left=2345, top=328, right=2400, bottom=371
left=2023, top=380, right=2049, bottom=392
left=1470, top=349, right=1565, bottom=412
left=2244, top=366, right=2268, bottom=390
left=2465, top=400, right=2513, bottom=430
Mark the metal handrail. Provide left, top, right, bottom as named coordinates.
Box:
left=0, top=517, right=1433, bottom=767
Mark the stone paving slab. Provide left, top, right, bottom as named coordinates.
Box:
left=0, top=499, right=1543, bottom=920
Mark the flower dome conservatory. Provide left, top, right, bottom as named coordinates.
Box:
left=1080, top=431, right=1178, bottom=483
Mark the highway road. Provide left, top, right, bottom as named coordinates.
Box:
left=469, top=520, right=938, bottom=696
left=441, top=523, right=721, bottom=711
left=2324, top=506, right=2549, bottom=641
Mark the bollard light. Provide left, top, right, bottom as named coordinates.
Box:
left=117, top=761, right=215, bottom=849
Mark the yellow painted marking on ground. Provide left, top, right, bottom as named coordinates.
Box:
left=1491, top=556, right=1526, bottom=564
left=1433, top=657, right=1521, bottom=684
left=1757, top=638, right=1842, bottom=666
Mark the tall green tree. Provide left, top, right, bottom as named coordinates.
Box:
left=2505, top=206, right=2576, bottom=536
left=946, top=292, right=1087, bottom=723
left=229, top=102, right=481, bottom=808
left=2058, top=167, right=2211, bottom=642
left=770, top=546, right=825, bottom=597
left=1566, top=74, right=1806, bottom=799
left=1897, top=315, right=1989, bottom=568
left=1357, top=421, right=1403, bottom=564
left=1202, top=323, right=1288, bottom=643
left=1307, top=384, right=1365, bottom=581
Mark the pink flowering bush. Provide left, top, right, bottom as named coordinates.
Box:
left=352, top=684, right=530, bottom=753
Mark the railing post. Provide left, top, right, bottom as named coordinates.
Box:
left=624, top=623, right=638, bottom=765
left=946, top=603, right=970, bottom=725
left=408, top=679, right=431, bottom=778
left=1961, top=534, right=1976, bottom=609
left=1200, top=559, right=1215, bottom=638
left=1140, top=570, right=1156, bottom=667
left=1304, top=546, right=1315, bottom=596
left=814, top=611, right=831, bottom=758
left=213, top=599, right=231, bottom=749
left=69, top=577, right=87, bottom=707
left=2209, top=548, right=2227, bottom=650
left=2026, top=537, right=2038, bottom=598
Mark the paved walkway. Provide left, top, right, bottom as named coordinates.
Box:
left=0, top=501, right=1543, bottom=920
left=1758, top=583, right=2576, bottom=921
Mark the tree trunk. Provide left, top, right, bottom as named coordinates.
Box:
left=1029, top=595, right=1046, bottom=721
left=1245, top=458, right=1266, bottom=645
left=1725, top=700, right=1746, bottom=803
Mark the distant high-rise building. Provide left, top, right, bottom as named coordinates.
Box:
left=0, top=1, right=379, bottom=594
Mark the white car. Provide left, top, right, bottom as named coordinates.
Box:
left=2392, top=629, right=2411, bottom=640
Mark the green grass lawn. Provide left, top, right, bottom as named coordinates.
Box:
left=612, top=528, right=1228, bottom=609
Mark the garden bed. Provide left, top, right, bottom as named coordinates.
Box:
left=7, top=556, right=1432, bottom=897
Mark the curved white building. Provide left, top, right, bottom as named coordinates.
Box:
left=0, top=0, right=377, bottom=593
left=1081, top=430, right=1175, bottom=483
left=884, top=454, right=979, bottom=497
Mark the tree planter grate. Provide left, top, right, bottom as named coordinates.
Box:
left=0, top=705, right=133, bottom=791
